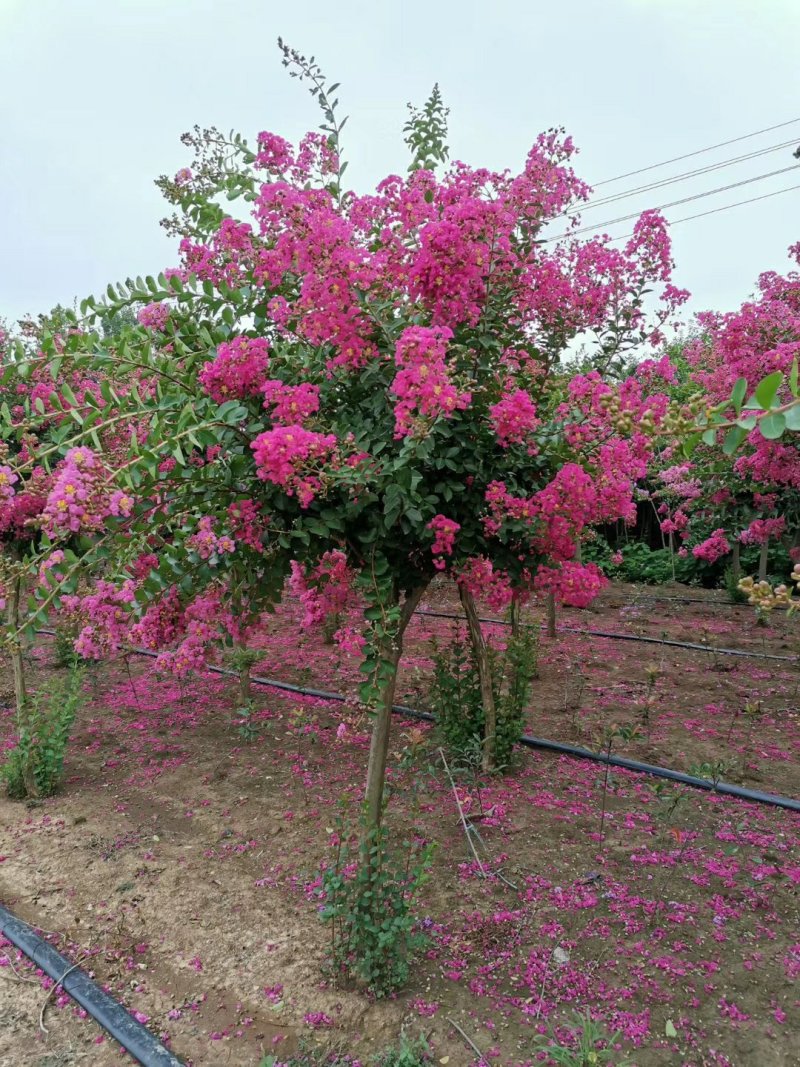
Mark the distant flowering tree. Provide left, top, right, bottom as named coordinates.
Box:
left=2, top=43, right=689, bottom=826
left=655, top=249, right=800, bottom=578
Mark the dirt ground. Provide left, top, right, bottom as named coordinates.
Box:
left=1, top=581, right=798, bottom=1066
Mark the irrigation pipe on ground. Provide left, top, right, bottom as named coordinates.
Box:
left=36, top=631, right=799, bottom=813
left=0, top=905, right=184, bottom=1066
left=414, top=608, right=797, bottom=662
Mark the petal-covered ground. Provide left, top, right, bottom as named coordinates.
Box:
left=1, top=582, right=798, bottom=1066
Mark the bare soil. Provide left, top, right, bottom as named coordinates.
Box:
left=1, top=582, right=798, bottom=1067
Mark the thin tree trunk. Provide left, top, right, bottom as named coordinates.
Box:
left=239, top=663, right=251, bottom=703
left=758, top=539, right=769, bottom=582
left=459, top=585, right=497, bottom=772
left=236, top=636, right=251, bottom=703
left=322, top=612, right=340, bottom=646
left=731, top=540, right=741, bottom=583
left=546, top=591, right=557, bottom=639
left=575, top=540, right=583, bottom=565
left=7, top=569, right=37, bottom=798
left=668, top=530, right=676, bottom=582
left=652, top=501, right=667, bottom=550
left=510, top=597, right=521, bottom=639
left=364, top=583, right=428, bottom=831
left=8, top=575, right=27, bottom=716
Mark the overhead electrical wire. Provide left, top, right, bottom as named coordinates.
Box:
left=544, top=162, right=800, bottom=243
left=605, top=181, right=800, bottom=243
left=592, top=116, right=800, bottom=188
left=575, top=137, right=800, bottom=215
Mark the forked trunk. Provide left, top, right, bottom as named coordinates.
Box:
left=459, top=585, right=497, bottom=772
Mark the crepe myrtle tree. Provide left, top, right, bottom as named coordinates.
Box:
left=686, top=244, right=800, bottom=544
left=0, top=311, right=146, bottom=796
left=5, top=43, right=693, bottom=829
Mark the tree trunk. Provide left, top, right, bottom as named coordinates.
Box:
left=546, top=591, right=557, bottom=639
left=364, top=583, right=428, bottom=831
left=758, top=539, right=769, bottom=582
left=574, top=540, right=583, bottom=565
left=236, top=636, right=252, bottom=703
left=459, top=585, right=497, bottom=773
left=8, top=574, right=27, bottom=717
left=668, top=530, right=676, bottom=582
left=652, top=501, right=666, bottom=550
left=239, top=663, right=251, bottom=703
left=322, top=613, right=340, bottom=646
left=731, top=540, right=741, bottom=583
left=510, top=597, right=521, bottom=639
left=7, top=570, right=38, bottom=798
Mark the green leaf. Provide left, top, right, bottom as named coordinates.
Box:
left=701, top=428, right=716, bottom=446
left=681, top=432, right=702, bottom=458
left=783, top=402, right=800, bottom=431
left=791, top=359, right=799, bottom=398
left=722, top=425, right=747, bottom=455
left=731, top=377, right=747, bottom=414
left=759, top=411, right=786, bottom=439
left=754, top=371, right=783, bottom=410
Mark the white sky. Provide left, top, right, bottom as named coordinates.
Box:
left=1, top=0, right=798, bottom=326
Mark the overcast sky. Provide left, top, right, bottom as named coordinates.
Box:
left=1, top=0, right=798, bottom=328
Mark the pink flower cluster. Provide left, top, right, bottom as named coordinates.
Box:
left=689, top=247, right=800, bottom=489
left=288, top=550, right=354, bottom=628
left=42, top=448, right=106, bottom=537
left=0, top=465, right=17, bottom=500
left=533, top=560, right=608, bottom=608
left=390, top=326, right=471, bottom=438
left=739, top=516, right=786, bottom=545
left=251, top=426, right=337, bottom=507
left=198, top=336, right=270, bottom=403
left=692, top=529, right=731, bottom=563
left=227, top=499, right=265, bottom=552
left=137, top=303, right=170, bottom=332
left=61, top=579, right=137, bottom=659
left=187, top=516, right=236, bottom=560
left=488, top=389, right=539, bottom=448
left=457, top=557, right=514, bottom=612
left=427, top=514, right=461, bottom=570
left=262, top=380, right=320, bottom=424
left=109, top=489, right=134, bottom=518
left=129, top=586, right=183, bottom=649
left=155, top=591, right=236, bottom=676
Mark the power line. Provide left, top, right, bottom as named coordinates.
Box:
left=545, top=162, right=800, bottom=242
left=577, top=137, right=799, bottom=214
left=593, top=117, right=800, bottom=187
left=605, top=181, right=800, bottom=243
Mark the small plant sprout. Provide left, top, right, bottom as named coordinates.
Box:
left=534, top=1010, right=631, bottom=1066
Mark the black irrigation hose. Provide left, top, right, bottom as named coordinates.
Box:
left=415, top=608, right=798, bottom=662
left=210, top=665, right=800, bottom=811
left=0, top=905, right=184, bottom=1066
left=37, top=632, right=797, bottom=813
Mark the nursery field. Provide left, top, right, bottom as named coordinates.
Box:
left=1, top=582, right=798, bottom=1067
